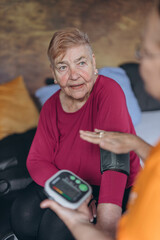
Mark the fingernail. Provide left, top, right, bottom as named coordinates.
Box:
left=93, top=214, right=97, bottom=218
left=90, top=218, right=94, bottom=223
left=40, top=202, right=46, bottom=208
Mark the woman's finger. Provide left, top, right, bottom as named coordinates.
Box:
left=80, top=130, right=104, bottom=144
left=79, top=130, right=99, bottom=137
left=90, top=199, right=97, bottom=218
left=94, top=129, right=104, bottom=133
left=88, top=200, right=96, bottom=222
left=40, top=199, right=61, bottom=211
left=80, top=134, right=101, bottom=144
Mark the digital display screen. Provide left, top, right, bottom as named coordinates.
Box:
left=49, top=172, right=89, bottom=203
left=53, top=178, right=80, bottom=201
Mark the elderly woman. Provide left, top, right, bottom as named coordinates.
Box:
left=40, top=1, right=160, bottom=240
left=11, top=28, right=140, bottom=240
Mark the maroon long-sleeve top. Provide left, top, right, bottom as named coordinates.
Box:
left=27, top=75, right=140, bottom=207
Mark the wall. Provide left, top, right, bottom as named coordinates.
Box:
left=0, top=0, right=152, bottom=94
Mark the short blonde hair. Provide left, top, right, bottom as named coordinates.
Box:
left=47, top=28, right=93, bottom=66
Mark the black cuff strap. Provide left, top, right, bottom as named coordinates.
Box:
left=100, top=148, right=130, bottom=176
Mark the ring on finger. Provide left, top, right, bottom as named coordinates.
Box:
left=99, top=131, right=104, bottom=138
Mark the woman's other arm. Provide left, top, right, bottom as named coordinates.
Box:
left=27, top=101, right=59, bottom=186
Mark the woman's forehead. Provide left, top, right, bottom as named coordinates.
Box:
left=55, top=45, right=92, bottom=63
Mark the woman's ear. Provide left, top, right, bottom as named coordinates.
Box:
left=50, top=64, right=58, bottom=84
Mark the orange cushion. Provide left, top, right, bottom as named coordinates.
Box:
left=0, top=76, right=39, bottom=140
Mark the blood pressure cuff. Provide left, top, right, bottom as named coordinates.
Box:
left=100, top=148, right=130, bottom=176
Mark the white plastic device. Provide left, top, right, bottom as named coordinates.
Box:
left=44, top=170, right=92, bottom=209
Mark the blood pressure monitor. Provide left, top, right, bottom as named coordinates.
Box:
left=44, top=170, right=92, bottom=209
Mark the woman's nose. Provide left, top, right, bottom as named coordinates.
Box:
left=69, top=67, right=79, bottom=80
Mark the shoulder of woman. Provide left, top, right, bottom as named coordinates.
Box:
left=43, top=89, right=60, bottom=107
left=40, top=90, right=60, bottom=117
left=97, top=75, right=124, bottom=96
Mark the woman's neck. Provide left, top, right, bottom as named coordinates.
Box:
left=59, top=91, right=90, bottom=113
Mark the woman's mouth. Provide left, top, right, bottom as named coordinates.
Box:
left=70, top=84, right=84, bottom=90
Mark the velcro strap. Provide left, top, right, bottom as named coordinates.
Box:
left=100, top=148, right=130, bottom=176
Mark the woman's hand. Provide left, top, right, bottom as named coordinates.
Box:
left=80, top=129, right=152, bottom=161
left=80, top=129, right=135, bottom=153
left=40, top=196, right=92, bottom=227
left=40, top=197, right=110, bottom=240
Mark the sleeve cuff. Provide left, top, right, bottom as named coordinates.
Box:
left=98, top=170, right=127, bottom=207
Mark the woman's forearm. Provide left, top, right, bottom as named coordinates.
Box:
left=131, top=135, right=153, bottom=162
left=69, top=221, right=114, bottom=240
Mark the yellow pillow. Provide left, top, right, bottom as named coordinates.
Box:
left=0, top=76, right=39, bottom=140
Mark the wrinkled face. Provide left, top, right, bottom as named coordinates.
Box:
left=140, top=11, right=160, bottom=100
left=51, top=44, right=97, bottom=101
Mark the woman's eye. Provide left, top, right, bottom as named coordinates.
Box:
left=79, top=61, right=86, bottom=66
left=59, top=65, right=67, bottom=71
